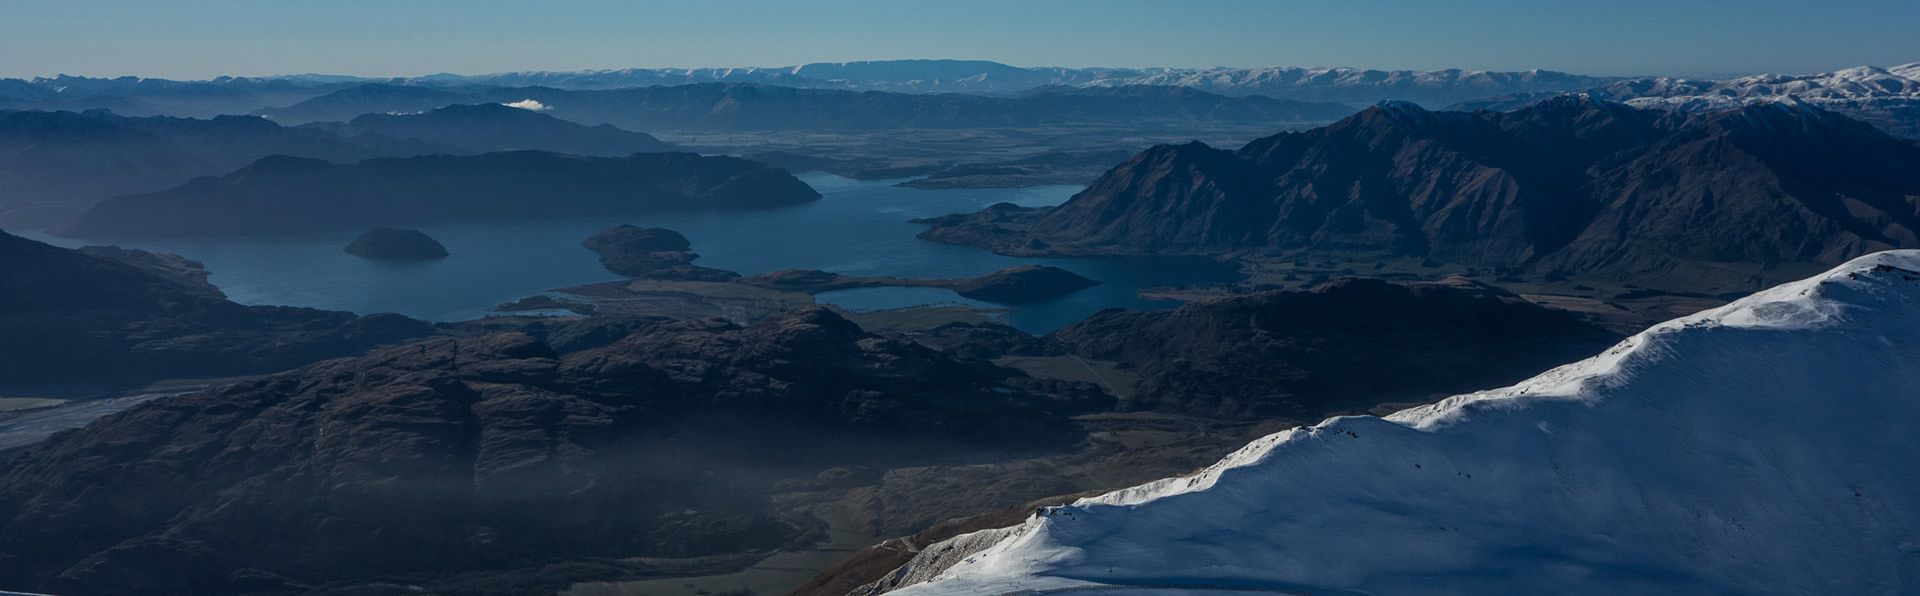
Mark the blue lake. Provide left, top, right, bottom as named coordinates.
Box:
left=22, top=173, right=1239, bottom=333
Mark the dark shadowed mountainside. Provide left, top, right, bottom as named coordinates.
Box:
left=919, top=98, right=1920, bottom=291
left=0, top=106, right=685, bottom=229
left=73, top=245, right=226, bottom=299
left=1049, top=277, right=1620, bottom=420
left=305, top=103, right=680, bottom=156
left=1, top=110, right=213, bottom=227
left=0, top=307, right=1109, bottom=595
left=0, top=230, right=433, bottom=394
left=61, top=151, right=820, bottom=238
left=0, top=109, right=448, bottom=227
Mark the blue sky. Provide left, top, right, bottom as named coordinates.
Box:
left=2, top=0, right=1915, bottom=79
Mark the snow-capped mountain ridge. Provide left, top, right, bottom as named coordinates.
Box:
left=1453, top=62, right=1920, bottom=137
left=1086, top=65, right=1610, bottom=105
left=882, top=251, right=1920, bottom=595
left=1622, top=64, right=1920, bottom=106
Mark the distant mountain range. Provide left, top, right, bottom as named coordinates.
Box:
left=409, top=60, right=1617, bottom=106
left=917, top=97, right=1920, bottom=292
left=1082, top=66, right=1612, bottom=106
left=255, top=82, right=1357, bottom=129
left=0, top=105, right=677, bottom=228
left=0, top=74, right=361, bottom=118
left=60, top=151, right=820, bottom=238
left=1451, top=63, right=1920, bottom=137
left=0, top=109, right=440, bottom=227
left=0, top=60, right=1617, bottom=118
left=875, top=251, right=1920, bottom=595
left=423, top=59, right=1148, bottom=94
left=303, top=102, right=678, bottom=155
left=11, top=60, right=1915, bottom=132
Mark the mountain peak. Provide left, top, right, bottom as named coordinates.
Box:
left=1371, top=98, right=1443, bottom=121
left=1525, top=91, right=1626, bottom=113
left=1372, top=98, right=1429, bottom=114
left=1321, top=99, right=1461, bottom=136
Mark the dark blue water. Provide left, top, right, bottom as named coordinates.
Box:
left=22, top=173, right=1239, bottom=333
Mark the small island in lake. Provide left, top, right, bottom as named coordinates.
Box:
left=581, top=224, right=740, bottom=281
left=343, top=228, right=448, bottom=260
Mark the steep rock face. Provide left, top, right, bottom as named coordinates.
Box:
left=61, top=151, right=820, bottom=238
left=342, top=228, right=448, bottom=260
left=1024, top=142, right=1271, bottom=253
left=0, top=307, right=1108, bottom=595
left=919, top=99, right=1920, bottom=291
left=1548, top=103, right=1920, bottom=278
left=886, top=251, right=1920, bottom=596
left=1050, top=277, right=1619, bottom=420
left=0, top=230, right=433, bottom=392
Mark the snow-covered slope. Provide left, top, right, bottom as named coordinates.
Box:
left=1454, top=64, right=1920, bottom=137
left=884, top=251, right=1920, bottom=595
left=1619, top=64, right=1920, bottom=107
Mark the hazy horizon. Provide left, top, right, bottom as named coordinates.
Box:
left=4, top=0, right=1916, bottom=80
left=9, top=56, right=1907, bottom=84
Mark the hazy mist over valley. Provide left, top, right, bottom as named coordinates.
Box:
left=2, top=2, right=1919, bottom=595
